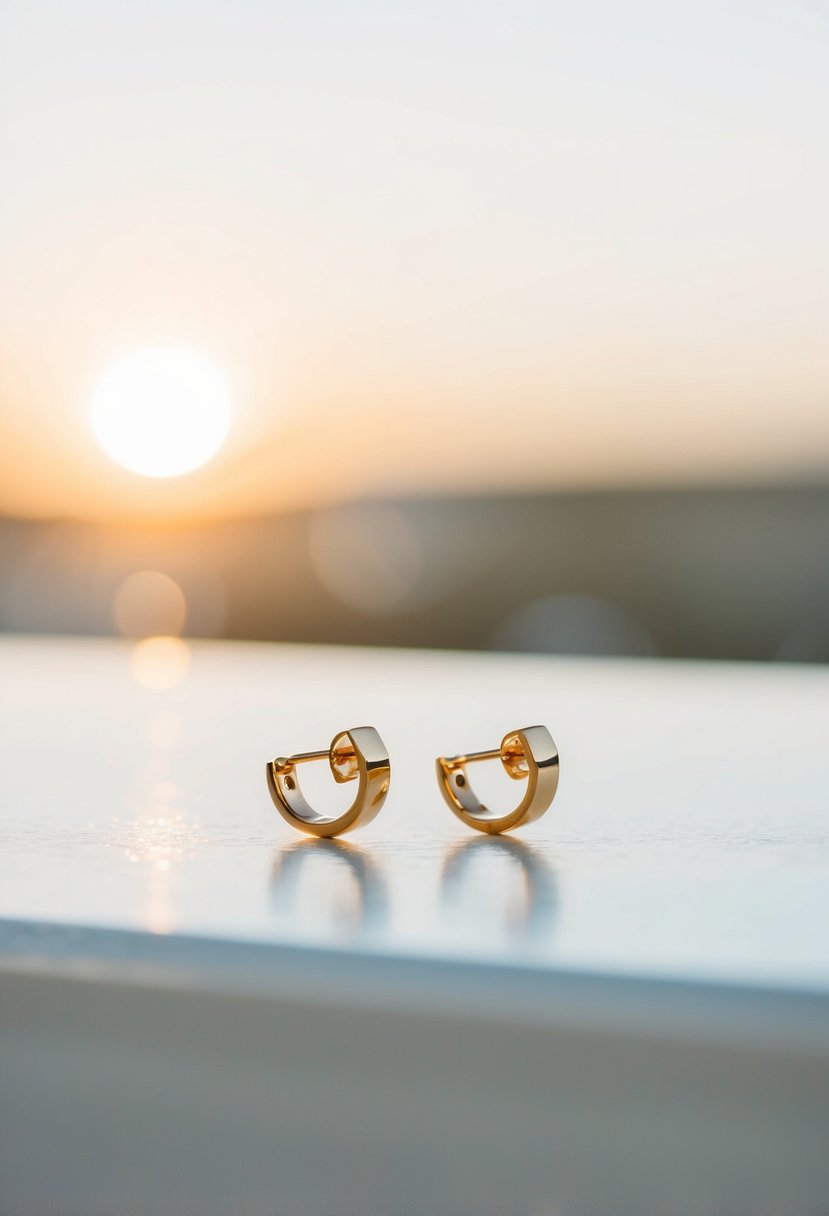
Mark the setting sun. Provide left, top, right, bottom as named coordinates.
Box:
left=90, top=347, right=231, bottom=478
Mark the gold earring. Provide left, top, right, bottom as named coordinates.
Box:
left=436, top=725, right=559, bottom=834
left=266, top=726, right=391, bottom=838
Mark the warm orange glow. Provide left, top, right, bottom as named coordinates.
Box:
left=90, top=347, right=231, bottom=478
left=2, top=3, right=829, bottom=523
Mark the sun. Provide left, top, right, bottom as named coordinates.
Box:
left=90, top=346, right=232, bottom=478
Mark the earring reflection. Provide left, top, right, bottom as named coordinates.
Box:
left=440, top=836, right=558, bottom=942
left=271, top=838, right=388, bottom=936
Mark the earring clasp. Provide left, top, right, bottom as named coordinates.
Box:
left=436, top=726, right=559, bottom=834
left=267, top=727, right=390, bottom=837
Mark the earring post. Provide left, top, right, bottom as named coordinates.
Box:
left=444, top=748, right=501, bottom=768
left=273, top=748, right=329, bottom=771
left=275, top=744, right=357, bottom=771
left=289, top=749, right=331, bottom=766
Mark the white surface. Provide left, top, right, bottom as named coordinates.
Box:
left=1, top=636, right=827, bottom=988
left=1, top=637, right=828, bottom=1216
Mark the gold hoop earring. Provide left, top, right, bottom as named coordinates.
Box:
left=435, top=725, right=559, bottom=834
left=266, top=726, right=390, bottom=838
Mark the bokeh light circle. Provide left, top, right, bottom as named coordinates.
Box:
left=113, top=570, right=187, bottom=638
left=90, top=347, right=231, bottom=477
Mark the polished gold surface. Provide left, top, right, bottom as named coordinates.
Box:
left=436, top=725, right=559, bottom=834
left=266, top=726, right=390, bottom=837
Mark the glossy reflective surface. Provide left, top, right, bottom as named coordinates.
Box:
left=1, top=637, right=828, bottom=989
left=267, top=725, right=391, bottom=837
left=436, top=724, right=559, bottom=833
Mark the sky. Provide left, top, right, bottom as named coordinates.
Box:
left=1, top=0, right=828, bottom=520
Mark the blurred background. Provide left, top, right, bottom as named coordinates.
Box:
left=1, top=0, right=828, bottom=662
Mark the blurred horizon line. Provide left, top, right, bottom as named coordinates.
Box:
left=3, top=481, right=827, bottom=664
left=2, top=465, right=828, bottom=530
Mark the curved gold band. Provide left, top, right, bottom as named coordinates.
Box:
left=436, top=725, right=559, bottom=834
left=266, top=726, right=391, bottom=838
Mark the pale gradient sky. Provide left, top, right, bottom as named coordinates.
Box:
left=1, top=0, right=828, bottom=519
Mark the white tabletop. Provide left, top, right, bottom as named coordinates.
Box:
left=1, top=635, right=827, bottom=992
left=2, top=637, right=829, bottom=1216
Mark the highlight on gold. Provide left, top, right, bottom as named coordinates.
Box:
left=90, top=347, right=232, bottom=478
